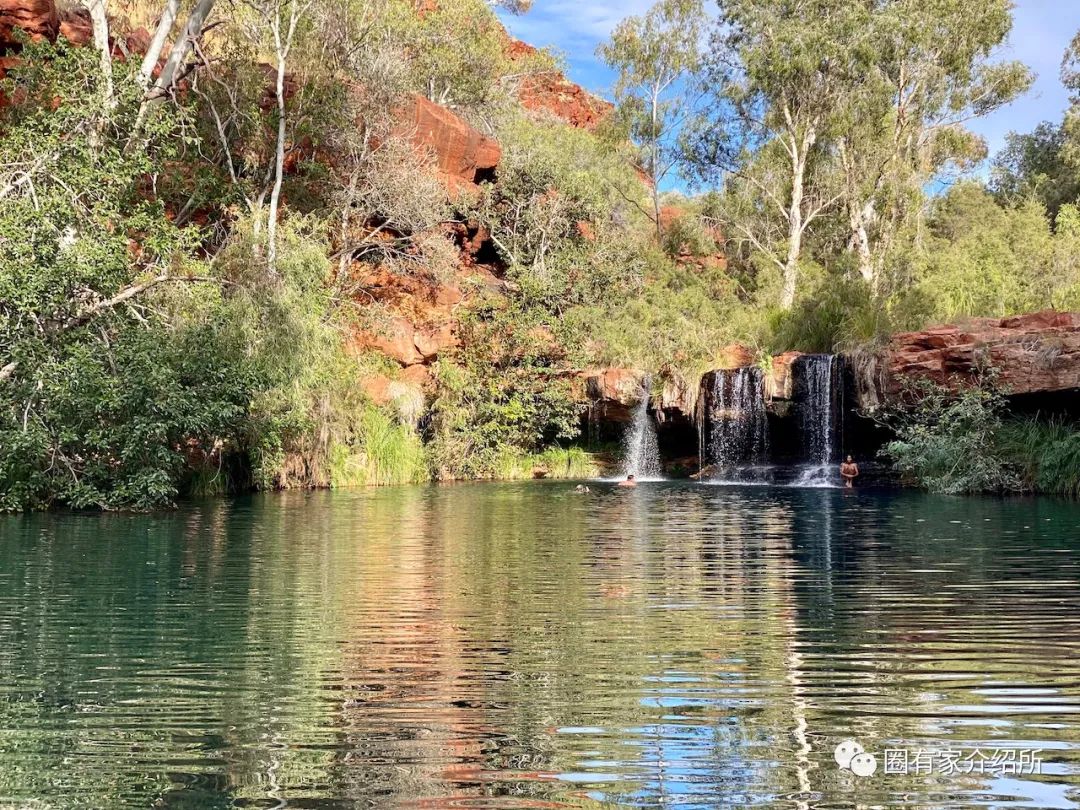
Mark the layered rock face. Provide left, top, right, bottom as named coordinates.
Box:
left=878, top=311, right=1080, bottom=400
left=583, top=311, right=1080, bottom=471
left=348, top=257, right=505, bottom=388
left=352, top=36, right=614, bottom=397
left=582, top=368, right=647, bottom=424
left=0, top=0, right=58, bottom=47
left=657, top=205, right=727, bottom=272
left=401, top=94, right=501, bottom=192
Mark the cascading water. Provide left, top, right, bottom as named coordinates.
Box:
left=703, top=367, right=770, bottom=482
left=619, top=379, right=663, bottom=480
left=793, top=355, right=842, bottom=487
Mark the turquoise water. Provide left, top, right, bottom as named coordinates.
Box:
left=1, top=481, right=1079, bottom=808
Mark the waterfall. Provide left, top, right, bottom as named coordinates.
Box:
left=703, top=367, right=770, bottom=480
left=696, top=387, right=705, bottom=475
left=619, top=379, right=663, bottom=480
left=793, top=355, right=842, bottom=486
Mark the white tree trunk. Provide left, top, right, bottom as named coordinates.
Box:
left=137, top=0, right=181, bottom=91
left=267, top=55, right=287, bottom=272
left=86, top=0, right=114, bottom=111
left=848, top=200, right=874, bottom=285
left=267, top=2, right=301, bottom=274
left=781, top=151, right=806, bottom=310
left=650, top=83, right=662, bottom=241
left=129, top=0, right=216, bottom=148
left=154, top=0, right=216, bottom=94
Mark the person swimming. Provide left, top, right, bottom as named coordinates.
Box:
left=617, top=475, right=637, bottom=488
left=840, top=455, right=859, bottom=488
left=574, top=484, right=591, bottom=493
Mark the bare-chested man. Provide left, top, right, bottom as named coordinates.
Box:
left=617, top=475, right=638, bottom=488
left=840, top=456, right=859, bottom=488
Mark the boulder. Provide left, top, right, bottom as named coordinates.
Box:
left=656, top=373, right=697, bottom=424
left=399, top=93, right=501, bottom=192
left=767, top=351, right=803, bottom=401
left=585, top=368, right=646, bottom=404
left=57, top=6, right=89, bottom=45
left=0, top=0, right=58, bottom=50
left=124, top=25, right=150, bottom=55
left=359, top=373, right=395, bottom=406
left=715, top=343, right=756, bottom=370
left=352, top=317, right=425, bottom=366
left=400, top=363, right=432, bottom=387
left=583, top=368, right=647, bottom=424
left=352, top=316, right=459, bottom=368
left=414, top=323, right=456, bottom=361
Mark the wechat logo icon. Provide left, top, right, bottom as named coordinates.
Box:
left=835, top=740, right=878, bottom=778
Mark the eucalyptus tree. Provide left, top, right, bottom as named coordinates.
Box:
left=836, top=0, right=1032, bottom=294
left=994, top=29, right=1080, bottom=224
left=687, top=0, right=869, bottom=310
left=992, top=123, right=1078, bottom=225
left=1058, top=31, right=1080, bottom=183
left=598, top=0, right=705, bottom=239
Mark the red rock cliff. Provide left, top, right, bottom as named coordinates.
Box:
left=399, top=94, right=501, bottom=192
left=506, top=39, right=612, bottom=132
left=879, top=311, right=1080, bottom=399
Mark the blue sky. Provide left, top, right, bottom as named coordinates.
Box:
left=500, top=0, right=1080, bottom=173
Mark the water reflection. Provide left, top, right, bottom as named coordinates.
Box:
left=0, top=483, right=1078, bottom=807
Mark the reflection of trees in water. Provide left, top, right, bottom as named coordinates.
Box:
left=2, top=485, right=1080, bottom=806
left=785, top=489, right=1080, bottom=802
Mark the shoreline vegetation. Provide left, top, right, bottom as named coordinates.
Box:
left=3, top=0, right=1080, bottom=510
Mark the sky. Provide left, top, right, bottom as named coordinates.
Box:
left=499, top=0, right=1080, bottom=178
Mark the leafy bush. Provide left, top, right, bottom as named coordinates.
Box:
left=878, top=378, right=1022, bottom=495
left=426, top=301, right=584, bottom=479
left=328, top=406, right=429, bottom=488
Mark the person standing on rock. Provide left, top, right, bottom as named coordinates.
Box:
left=840, top=456, right=860, bottom=488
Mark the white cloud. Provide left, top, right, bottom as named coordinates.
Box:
left=500, top=0, right=658, bottom=57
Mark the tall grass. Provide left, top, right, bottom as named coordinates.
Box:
left=998, top=416, right=1080, bottom=498
left=330, top=406, right=429, bottom=488
left=491, top=446, right=601, bottom=481
left=183, top=463, right=234, bottom=497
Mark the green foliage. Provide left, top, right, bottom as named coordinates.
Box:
left=660, top=206, right=720, bottom=259
left=685, top=0, right=1031, bottom=308
left=491, top=445, right=600, bottom=480
left=993, top=122, right=1080, bottom=224
left=0, top=43, right=433, bottom=510
left=766, top=274, right=892, bottom=353
left=998, top=417, right=1080, bottom=499
left=6, top=0, right=1080, bottom=511
left=215, top=216, right=430, bottom=491
left=0, top=42, right=256, bottom=511
left=387, top=0, right=551, bottom=115
left=426, top=301, right=584, bottom=479
left=572, top=245, right=745, bottom=378
left=878, top=378, right=1022, bottom=495
left=598, top=0, right=704, bottom=233
left=0, top=320, right=255, bottom=511
left=328, top=406, right=428, bottom=488
left=480, top=114, right=650, bottom=309
left=910, top=183, right=1080, bottom=321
